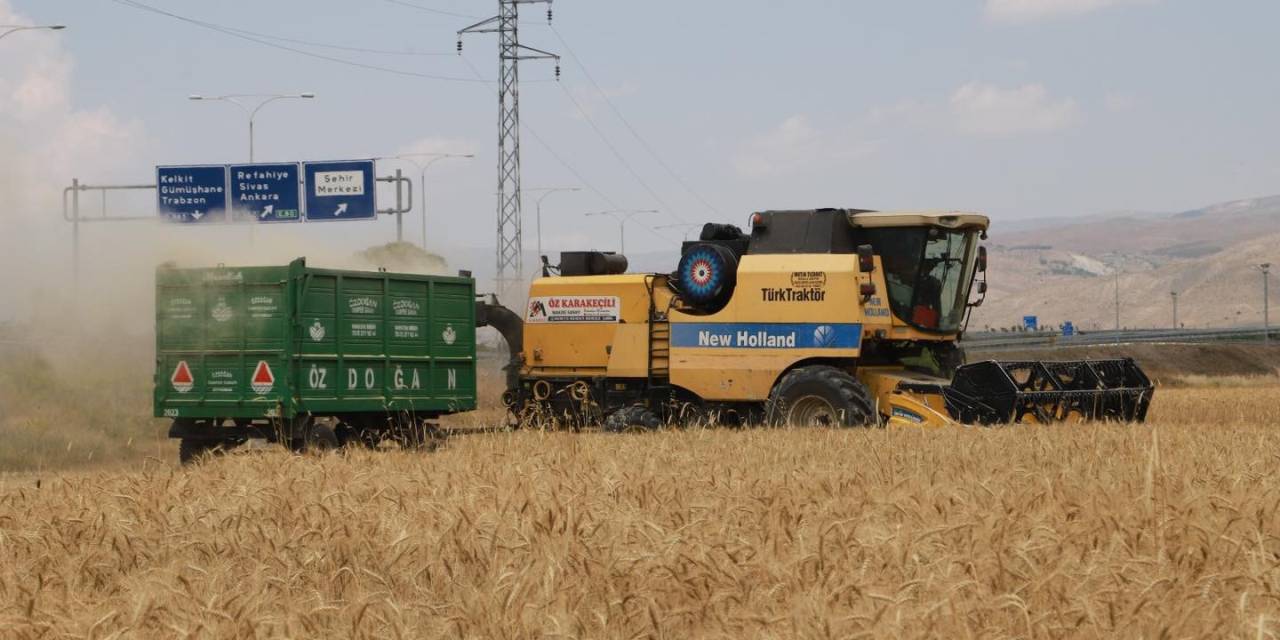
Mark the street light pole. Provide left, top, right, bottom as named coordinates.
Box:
left=392, top=153, right=475, bottom=250
left=1258, top=263, right=1271, bottom=343
left=584, top=209, right=658, bottom=254
left=1114, top=271, right=1121, bottom=332
left=528, top=187, right=581, bottom=260
left=188, top=93, right=316, bottom=162
left=0, top=24, right=65, bottom=40
left=1170, top=291, right=1178, bottom=330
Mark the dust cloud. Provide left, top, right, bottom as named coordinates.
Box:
left=0, top=0, right=447, bottom=347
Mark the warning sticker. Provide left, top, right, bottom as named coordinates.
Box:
left=171, top=361, right=194, bottom=393
left=251, top=361, right=275, bottom=395
left=526, top=296, right=621, bottom=324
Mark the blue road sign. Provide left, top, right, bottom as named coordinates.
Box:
left=156, top=165, right=227, bottom=223
left=1062, top=321, right=1075, bottom=337
left=1023, top=315, right=1038, bottom=330
left=303, top=160, right=376, bottom=222
left=229, top=163, right=302, bottom=223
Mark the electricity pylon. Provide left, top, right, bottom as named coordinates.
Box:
left=459, top=1, right=559, bottom=296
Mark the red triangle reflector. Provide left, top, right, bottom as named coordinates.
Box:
left=251, top=361, right=275, bottom=394
left=252, top=361, right=274, bottom=384
left=171, top=361, right=194, bottom=393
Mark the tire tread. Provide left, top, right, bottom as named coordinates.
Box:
left=766, top=365, right=877, bottom=427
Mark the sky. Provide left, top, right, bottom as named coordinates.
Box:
left=2, top=0, right=1279, bottom=315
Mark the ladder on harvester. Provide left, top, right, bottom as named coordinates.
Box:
left=645, top=276, right=671, bottom=400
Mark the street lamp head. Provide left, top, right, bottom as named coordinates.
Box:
left=49, top=25, right=66, bottom=30
left=299, top=92, right=316, bottom=98
left=188, top=95, right=203, bottom=100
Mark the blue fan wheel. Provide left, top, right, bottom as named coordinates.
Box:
left=678, top=245, right=729, bottom=303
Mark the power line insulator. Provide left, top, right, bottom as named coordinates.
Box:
left=555, top=64, right=561, bottom=80
left=456, top=40, right=463, bottom=54
left=547, top=8, right=553, bottom=23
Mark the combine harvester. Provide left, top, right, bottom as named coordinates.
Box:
left=480, top=208, right=1153, bottom=429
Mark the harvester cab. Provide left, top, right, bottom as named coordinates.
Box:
left=484, top=208, right=1152, bottom=430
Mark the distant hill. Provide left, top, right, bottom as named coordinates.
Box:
left=972, top=195, right=1280, bottom=331
left=994, top=195, right=1280, bottom=258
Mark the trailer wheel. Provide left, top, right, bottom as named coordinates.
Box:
left=765, top=366, right=877, bottom=428
left=178, top=439, right=235, bottom=465
left=335, top=421, right=378, bottom=449
left=400, top=423, right=444, bottom=450
left=303, top=421, right=339, bottom=452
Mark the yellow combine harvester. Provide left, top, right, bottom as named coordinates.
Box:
left=478, top=208, right=1152, bottom=429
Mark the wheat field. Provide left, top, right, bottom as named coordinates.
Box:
left=2, top=384, right=1280, bottom=638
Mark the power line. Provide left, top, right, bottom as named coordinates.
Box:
left=380, top=0, right=482, bottom=20
left=381, top=0, right=545, bottom=27
left=457, top=57, right=610, bottom=207
left=109, top=0, right=488, bottom=83
left=459, top=55, right=678, bottom=248
left=555, top=81, right=693, bottom=228
left=224, top=28, right=454, bottom=57
left=549, top=25, right=724, bottom=219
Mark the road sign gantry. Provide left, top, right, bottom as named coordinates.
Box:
left=155, top=160, right=377, bottom=224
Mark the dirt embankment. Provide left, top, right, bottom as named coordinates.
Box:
left=969, top=342, right=1280, bottom=383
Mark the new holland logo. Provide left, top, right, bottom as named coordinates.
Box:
left=442, top=324, right=457, bottom=345
left=171, top=361, right=194, bottom=393
left=813, top=324, right=837, bottom=347
left=211, top=299, right=233, bottom=322
left=250, top=361, right=275, bottom=395
left=309, top=320, right=326, bottom=341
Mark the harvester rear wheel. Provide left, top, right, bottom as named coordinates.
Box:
left=603, top=405, right=661, bottom=433
left=766, top=366, right=876, bottom=428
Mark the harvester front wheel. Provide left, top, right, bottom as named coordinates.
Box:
left=931, top=343, right=966, bottom=378
left=766, top=366, right=876, bottom=428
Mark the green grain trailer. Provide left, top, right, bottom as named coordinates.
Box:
left=155, top=258, right=477, bottom=462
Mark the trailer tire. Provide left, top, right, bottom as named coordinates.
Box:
left=335, top=422, right=378, bottom=449
left=401, top=423, right=444, bottom=450
left=304, top=421, right=340, bottom=452
left=765, top=365, right=877, bottom=428
left=178, top=439, right=230, bottom=465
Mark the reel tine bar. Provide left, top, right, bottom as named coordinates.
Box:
left=944, top=358, right=1154, bottom=425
